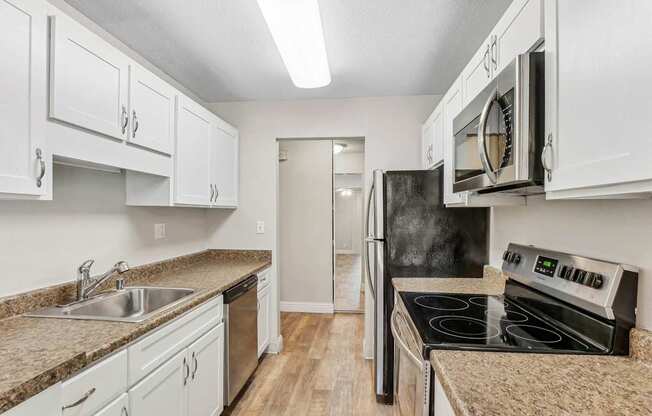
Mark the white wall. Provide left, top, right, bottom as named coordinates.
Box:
left=335, top=189, right=363, bottom=254
left=334, top=152, right=364, bottom=174
left=205, top=95, right=440, bottom=355
left=491, top=197, right=652, bottom=331
left=0, top=165, right=208, bottom=297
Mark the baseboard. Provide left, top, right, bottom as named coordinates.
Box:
left=267, top=335, right=284, bottom=354
left=280, top=301, right=334, bottom=314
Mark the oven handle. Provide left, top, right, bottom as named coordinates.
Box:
left=390, top=308, right=423, bottom=367
left=477, top=88, right=499, bottom=184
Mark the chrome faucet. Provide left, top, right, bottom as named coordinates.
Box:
left=77, top=259, right=130, bottom=301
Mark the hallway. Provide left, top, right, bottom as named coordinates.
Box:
left=334, top=254, right=364, bottom=312
left=227, top=313, right=391, bottom=416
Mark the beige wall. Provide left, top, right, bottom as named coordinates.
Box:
left=205, top=95, right=440, bottom=355
left=0, top=165, right=208, bottom=297
left=491, top=197, right=652, bottom=330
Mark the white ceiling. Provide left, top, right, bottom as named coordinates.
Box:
left=63, top=0, right=512, bottom=103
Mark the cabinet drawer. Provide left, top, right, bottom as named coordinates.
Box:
left=62, top=350, right=127, bottom=416
left=257, top=268, right=271, bottom=291
left=127, top=295, right=223, bottom=386
left=93, top=393, right=128, bottom=416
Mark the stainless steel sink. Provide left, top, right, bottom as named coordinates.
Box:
left=24, top=287, right=195, bottom=323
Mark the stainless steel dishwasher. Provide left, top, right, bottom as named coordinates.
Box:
left=223, top=274, right=258, bottom=406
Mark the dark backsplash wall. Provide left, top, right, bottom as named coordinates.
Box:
left=385, top=169, right=488, bottom=278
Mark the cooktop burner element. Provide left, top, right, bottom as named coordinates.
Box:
left=414, top=295, right=469, bottom=311
left=429, top=316, right=500, bottom=340
left=505, top=325, right=563, bottom=344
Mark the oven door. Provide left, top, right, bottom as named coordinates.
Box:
left=391, top=305, right=430, bottom=416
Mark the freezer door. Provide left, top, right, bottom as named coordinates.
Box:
left=372, top=169, right=385, bottom=239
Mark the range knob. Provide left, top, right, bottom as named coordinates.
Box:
left=576, top=270, right=588, bottom=285
left=563, top=266, right=574, bottom=280
left=558, top=265, right=568, bottom=278
left=510, top=253, right=521, bottom=265
left=502, top=250, right=512, bottom=261
left=590, top=273, right=604, bottom=289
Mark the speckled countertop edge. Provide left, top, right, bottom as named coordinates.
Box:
left=0, top=249, right=272, bottom=413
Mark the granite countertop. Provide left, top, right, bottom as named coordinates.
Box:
left=397, top=267, right=652, bottom=415
left=0, top=250, right=271, bottom=413
left=392, top=266, right=506, bottom=295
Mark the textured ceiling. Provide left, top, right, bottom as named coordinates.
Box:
left=63, top=0, right=512, bottom=102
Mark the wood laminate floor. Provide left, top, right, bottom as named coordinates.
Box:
left=335, top=254, right=364, bottom=312
left=227, top=313, right=392, bottom=416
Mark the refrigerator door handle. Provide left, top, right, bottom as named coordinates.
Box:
left=365, top=239, right=377, bottom=300
left=365, top=180, right=375, bottom=239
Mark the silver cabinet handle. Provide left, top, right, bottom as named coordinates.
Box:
left=121, top=105, right=129, bottom=135
left=62, top=387, right=96, bottom=410
left=210, top=184, right=215, bottom=202
left=191, top=351, right=198, bottom=380
left=215, top=186, right=219, bottom=201
left=490, top=34, right=498, bottom=70
left=183, top=357, right=190, bottom=386
left=477, top=88, right=499, bottom=184
left=483, top=44, right=490, bottom=77
left=35, top=148, right=45, bottom=188
left=121, top=406, right=129, bottom=416
left=132, top=110, right=139, bottom=138
left=541, top=133, right=553, bottom=182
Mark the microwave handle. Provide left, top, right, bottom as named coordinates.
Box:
left=477, top=88, right=499, bottom=184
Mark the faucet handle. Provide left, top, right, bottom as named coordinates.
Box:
left=78, top=259, right=95, bottom=274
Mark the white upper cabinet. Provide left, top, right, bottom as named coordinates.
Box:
left=49, top=13, right=130, bottom=141
left=129, top=65, right=176, bottom=155
left=175, top=95, right=212, bottom=206
left=210, top=121, right=239, bottom=208
left=461, top=38, right=493, bottom=107
left=462, top=0, right=543, bottom=107
left=442, top=77, right=466, bottom=205
left=0, top=0, right=48, bottom=197
left=544, top=0, right=652, bottom=199
left=421, top=103, right=443, bottom=169
left=492, top=0, right=543, bottom=74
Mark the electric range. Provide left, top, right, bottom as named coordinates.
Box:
left=396, top=243, right=640, bottom=359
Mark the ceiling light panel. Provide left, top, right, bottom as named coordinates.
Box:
left=257, top=0, right=331, bottom=89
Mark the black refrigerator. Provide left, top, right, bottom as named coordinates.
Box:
left=365, top=167, right=488, bottom=403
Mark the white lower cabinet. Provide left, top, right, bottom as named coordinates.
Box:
left=432, top=372, right=454, bottom=416
left=129, top=349, right=187, bottom=416
left=4, top=384, right=62, bottom=416
left=93, top=394, right=128, bottom=416
left=257, top=281, right=271, bottom=357
left=186, top=325, right=225, bottom=416
left=129, top=324, right=224, bottom=416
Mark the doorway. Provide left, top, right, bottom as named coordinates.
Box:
left=333, top=138, right=365, bottom=313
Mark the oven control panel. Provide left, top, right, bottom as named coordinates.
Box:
left=501, top=243, right=638, bottom=320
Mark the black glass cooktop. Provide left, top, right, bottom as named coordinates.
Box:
left=399, top=291, right=607, bottom=357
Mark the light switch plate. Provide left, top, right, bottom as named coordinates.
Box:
left=256, top=221, right=265, bottom=234
left=154, top=223, right=166, bottom=240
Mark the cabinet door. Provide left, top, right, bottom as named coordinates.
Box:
left=0, top=0, right=47, bottom=196
left=433, top=372, right=455, bottom=416
left=49, top=14, right=129, bottom=140
left=545, top=0, right=652, bottom=197
left=93, top=394, right=128, bottom=416
left=129, top=350, right=187, bottom=416
left=4, top=383, right=61, bottom=416
left=421, top=123, right=433, bottom=169
left=492, top=0, right=543, bottom=73
left=442, top=78, right=466, bottom=205
left=431, top=106, right=444, bottom=167
left=257, top=284, right=271, bottom=357
left=210, top=123, right=239, bottom=207
left=186, top=324, right=224, bottom=416
left=461, top=39, right=492, bottom=106
left=175, top=96, right=211, bottom=205
left=129, top=65, right=176, bottom=155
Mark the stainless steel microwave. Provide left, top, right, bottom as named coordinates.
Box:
left=453, top=52, right=545, bottom=195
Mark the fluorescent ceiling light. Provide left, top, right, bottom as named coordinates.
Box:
left=257, top=0, right=331, bottom=89
left=333, top=143, right=346, bottom=154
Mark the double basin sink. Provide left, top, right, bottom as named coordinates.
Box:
left=25, top=287, right=195, bottom=323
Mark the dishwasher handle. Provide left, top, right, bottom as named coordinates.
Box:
left=224, top=275, right=258, bottom=303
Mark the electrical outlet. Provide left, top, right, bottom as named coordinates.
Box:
left=256, top=221, right=265, bottom=234
left=154, top=223, right=166, bottom=240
